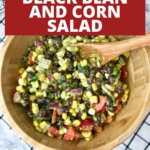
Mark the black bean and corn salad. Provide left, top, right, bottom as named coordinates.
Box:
left=13, top=35, right=130, bottom=141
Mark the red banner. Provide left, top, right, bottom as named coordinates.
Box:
left=5, top=0, right=145, bottom=35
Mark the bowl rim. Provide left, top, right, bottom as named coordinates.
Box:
left=1, top=36, right=150, bottom=150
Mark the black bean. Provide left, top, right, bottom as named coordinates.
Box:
left=95, top=78, right=103, bottom=85
left=22, top=93, right=29, bottom=101
left=56, top=115, right=62, bottom=121
left=27, top=109, right=34, bottom=117
left=45, top=110, right=53, bottom=117
left=59, top=75, right=65, bottom=82
left=65, top=52, right=72, bottom=58
left=109, top=62, right=115, bottom=68
left=91, top=35, right=96, bottom=39
left=108, top=75, right=116, bottom=84
left=67, top=62, right=73, bottom=71
left=106, top=96, right=113, bottom=106
left=59, top=106, right=69, bottom=113
left=55, top=90, right=61, bottom=99
left=52, top=67, right=58, bottom=73
left=45, top=98, right=51, bottom=103
left=39, top=109, right=46, bottom=117
left=52, top=37, right=61, bottom=44
left=81, top=70, right=89, bottom=77
left=28, top=72, right=34, bottom=78
left=72, top=79, right=78, bottom=87
left=66, top=98, right=72, bottom=107
left=106, top=67, right=113, bottom=74
left=85, top=102, right=90, bottom=108
left=37, top=97, right=45, bottom=103
left=47, top=86, right=53, bottom=92
left=94, top=121, right=99, bottom=127
left=119, top=55, right=127, bottom=64
left=86, top=86, right=93, bottom=91
left=87, top=77, right=93, bottom=84
left=21, top=56, right=28, bottom=64
left=107, top=106, right=116, bottom=113
left=62, top=82, right=70, bottom=88
left=90, top=69, right=96, bottom=77
left=43, top=36, right=47, bottom=41
left=117, top=87, right=124, bottom=93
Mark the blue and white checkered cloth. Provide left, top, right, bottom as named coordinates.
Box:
left=0, top=1, right=150, bottom=149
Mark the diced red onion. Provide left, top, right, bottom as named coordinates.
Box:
left=35, top=41, right=43, bottom=47
left=13, top=92, right=21, bottom=103
left=48, top=74, right=54, bottom=81
left=49, top=102, right=59, bottom=109
left=71, top=89, right=82, bottom=96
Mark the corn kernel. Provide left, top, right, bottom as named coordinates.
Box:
left=114, top=93, right=119, bottom=98
left=79, top=73, right=86, bottom=80
left=72, top=101, right=78, bottom=108
left=22, top=71, right=27, bottom=79
left=96, top=72, right=102, bottom=78
left=124, top=89, right=129, bottom=95
left=64, top=128, right=68, bottom=133
left=122, top=84, right=127, bottom=90
left=89, top=96, right=98, bottom=104
left=86, top=91, right=93, bottom=98
left=36, top=91, right=43, bottom=97
left=79, top=103, right=86, bottom=110
left=72, top=112, right=77, bottom=116
left=32, top=56, right=36, bottom=62
left=31, top=81, right=39, bottom=88
left=113, top=56, right=119, bottom=61
left=33, top=51, right=38, bottom=57
left=88, top=108, right=96, bottom=115
left=59, top=129, right=65, bottom=135
left=39, top=121, right=47, bottom=130
left=61, top=91, right=67, bottom=99
left=29, top=95, right=36, bottom=101
left=118, top=81, right=123, bottom=87
left=16, top=86, right=25, bottom=93
left=81, top=113, right=87, bottom=120
left=123, top=51, right=131, bottom=58
left=64, top=117, right=72, bottom=125
left=108, top=111, right=115, bottom=116
left=47, top=132, right=54, bottom=137
left=82, top=132, right=92, bottom=138
left=74, top=61, right=78, bottom=67
left=92, top=83, right=98, bottom=91
left=101, top=40, right=109, bottom=43
left=105, top=84, right=115, bottom=91
left=90, top=58, right=96, bottom=62
left=116, top=63, right=122, bottom=69
left=80, top=60, right=87, bottom=67
left=73, top=120, right=81, bottom=127
left=122, top=94, right=128, bottom=102
left=62, top=64, right=68, bottom=71
left=32, top=103, right=39, bottom=114
left=18, top=78, right=27, bottom=86
left=66, top=74, right=72, bottom=79
left=38, top=73, right=46, bottom=81
left=19, top=68, right=25, bottom=74
left=33, top=120, right=39, bottom=127
left=69, top=108, right=73, bottom=113
left=62, top=113, right=67, bottom=120
left=85, top=135, right=93, bottom=141
left=74, top=47, right=79, bottom=52
left=53, top=72, right=61, bottom=80
left=65, top=95, right=71, bottom=100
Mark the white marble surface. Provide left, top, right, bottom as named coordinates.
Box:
left=0, top=1, right=150, bottom=150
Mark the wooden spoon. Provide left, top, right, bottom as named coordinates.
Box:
left=73, top=32, right=150, bottom=65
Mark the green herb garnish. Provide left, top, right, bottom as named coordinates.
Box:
left=30, top=76, right=39, bottom=82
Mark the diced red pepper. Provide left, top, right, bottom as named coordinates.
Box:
left=53, top=87, right=58, bottom=91
left=93, top=125, right=103, bottom=132
left=51, top=110, right=57, bottom=124
left=74, top=131, right=83, bottom=139
left=105, top=115, right=114, bottom=123
left=28, top=103, right=32, bottom=109
left=57, top=104, right=62, bottom=116
left=63, top=127, right=76, bottom=140
left=94, top=96, right=107, bottom=113
left=28, top=53, right=35, bottom=65
left=116, top=103, right=122, bottom=113
left=120, top=66, right=128, bottom=80
left=12, top=90, right=17, bottom=94
left=117, top=94, right=123, bottom=102
left=64, top=125, right=74, bottom=129
left=16, top=74, right=22, bottom=80
left=48, top=126, right=60, bottom=137
left=79, top=119, right=94, bottom=132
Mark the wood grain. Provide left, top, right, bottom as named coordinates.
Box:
left=0, top=36, right=150, bottom=150
left=73, top=32, right=150, bottom=65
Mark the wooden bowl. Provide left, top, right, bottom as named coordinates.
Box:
left=0, top=36, right=150, bottom=150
